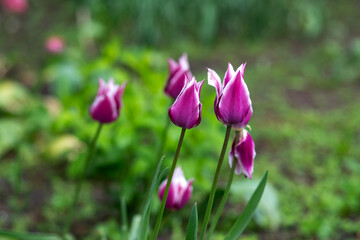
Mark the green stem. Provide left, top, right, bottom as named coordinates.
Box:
left=62, top=123, right=103, bottom=236
left=151, top=128, right=186, bottom=240
left=207, top=131, right=241, bottom=239
left=199, top=125, right=232, bottom=240
left=120, top=197, right=128, bottom=240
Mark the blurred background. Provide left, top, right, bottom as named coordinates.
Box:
left=1, top=0, right=360, bottom=239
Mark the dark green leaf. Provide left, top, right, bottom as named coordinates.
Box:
left=137, top=156, right=168, bottom=240
left=224, top=171, right=268, bottom=240
left=186, top=203, right=198, bottom=240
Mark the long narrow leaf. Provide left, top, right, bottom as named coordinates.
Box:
left=186, top=203, right=198, bottom=240
left=121, top=197, right=129, bottom=240
left=137, top=156, right=168, bottom=240
left=129, top=215, right=142, bottom=240
left=224, top=171, right=268, bottom=240
left=0, top=230, right=62, bottom=240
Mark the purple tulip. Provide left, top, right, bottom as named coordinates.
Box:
left=208, top=63, right=253, bottom=129
left=168, top=76, right=204, bottom=129
left=90, top=78, right=126, bottom=124
left=158, top=166, right=194, bottom=210
left=229, top=129, right=256, bottom=179
left=164, top=54, right=192, bottom=99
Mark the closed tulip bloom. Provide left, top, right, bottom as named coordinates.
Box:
left=158, top=166, right=194, bottom=210
left=229, top=129, right=256, bottom=179
left=168, top=76, right=203, bottom=129
left=90, top=78, right=126, bottom=124
left=164, top=54, right=192, bottom=99
left=208, top=63, right=253, bottom=129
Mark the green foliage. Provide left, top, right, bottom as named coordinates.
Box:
left=224, top=171, right=268, bottom=240
left=185, top=203, right=198, bottom=240
left=1, top=0, right=360, bottom=239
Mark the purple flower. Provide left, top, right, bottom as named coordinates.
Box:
left=164, top=54, right=192, bottom=99
left=208, top=63, right=253, bottom=129
left=229, top=129, right=256, bottom=179
left=90, top=78, right=126, bottom=124
left=168, top=76, right=204, bottom=129
left=158, top=166, right=194, bottom=210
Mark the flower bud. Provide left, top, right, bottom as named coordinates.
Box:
left=229, top=129, right=256, bottom=179
left=164, top=54, right=192, bottom=99
left=90, top=78, right=126, bottom=124
left=158, top=166, right=194, bottom=210
left=208, top=63, right=252, bottom=129
left=168, top=76, right=203, bottom=129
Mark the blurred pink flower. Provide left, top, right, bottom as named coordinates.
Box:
left=90, top=78, right=126, bottom=124
left=158, top=166, right=194, bottom=210
left=45, top=36, right=65, bottom=54
left=1, top=0, right=28, bottom=14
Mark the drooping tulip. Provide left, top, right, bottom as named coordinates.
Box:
left=1, top=0, right=28, bottom=14
left=229, top=129, right=256, bottom=178
left=164, top=54, right=192, bottom=99
left=208, top=63, right=252, bottom=129
left=90, top=78, right=126, bottom=124
left=168, top=76, right=203, bottom=129
left=45, top=36, right=65, bottom=54
left=158, top=166, right=194, bottom=210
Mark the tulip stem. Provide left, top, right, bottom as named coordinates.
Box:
left=62, top=123, right=103, bottom=236
left=151, top=128, right=186, bottom=240
left=199, top=125, right=232, bottom=240
left=207, top=130, right=241, bottom=239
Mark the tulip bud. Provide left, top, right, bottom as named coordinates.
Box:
left=158, top=166, right=194, bottom=210
left=208, top=63, right=252, bottom=129
left=1, top=0, right=28, bottom=14
left=168, top=76, right=203, bottom=129
left=90, top=78, right=126, bottom=124
left=164, top=54, right=192, bottom=99
left=229, top=129, right=256, bottom=179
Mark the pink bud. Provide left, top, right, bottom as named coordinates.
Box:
left=1, top=0, right=28, bottom=14
left=158, top=166, right=194, bottom=210
left=168, top=76, right=203, bottom=129
left=229, top=129, right=256, bottom=179
left=89, top=78, right=126, bottom=124
left=208, top=63, right=252, bottom=128
left=164, top=54, right=192, bottom=99
left=45, top=36, right=65, bottom=54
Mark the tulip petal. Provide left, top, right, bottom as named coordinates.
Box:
left=223, top=62, right=235, bottom=87
left=207, top=68, right=222, bottom=97
left=90, top=94, right=118, bottom=123
left=165, top=54, right=191, bottom=99
left=179, top=54, right=189, bottom=70
left=235, top=130, right=255, bottom=179
left=168, top=77, right=202, bottom=129
left=168, top=58, right=179, bottom=73
left=114, top=82, right=127, bottom=110
left=229, top=137, right=243, bottom=175
left=158, top=180, right=177, bottom=209
left=178, top=179, right=194, bottom=209
left=218, top=69, right=252, bottom=128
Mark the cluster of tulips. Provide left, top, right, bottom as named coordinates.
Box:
left=83, top=54, right=267, bottom=240
left=0, top=54, right=266, bottom=240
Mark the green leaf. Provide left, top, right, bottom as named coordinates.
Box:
left=186, top=203, right=198, bottom=240
left=224, top=171, right=268, bottom=240
left=129, top=215, right=142, bottom=240
left=137, top=156, right=168, bottom=240
left=0, top=230, right=62, bottom=240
